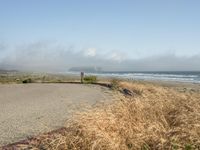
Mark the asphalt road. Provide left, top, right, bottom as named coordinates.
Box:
left=0, top=83, right=114, bottom=146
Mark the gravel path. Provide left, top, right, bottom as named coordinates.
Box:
left=0, top=83, right=114, bottom=146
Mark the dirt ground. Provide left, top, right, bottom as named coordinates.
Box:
left=0, top=83, right=115, bottom=146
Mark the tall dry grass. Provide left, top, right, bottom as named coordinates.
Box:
left=7, top=82, right=200, bottom=150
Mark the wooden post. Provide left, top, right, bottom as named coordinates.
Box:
left=81, top=72, right=84, bottom=83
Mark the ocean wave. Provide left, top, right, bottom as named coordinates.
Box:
left=96, top=73, right=199, bottom=83
left=65, top=71, right=200, bottom=83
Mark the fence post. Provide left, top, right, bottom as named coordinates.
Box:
left=81, top=72, right=84, bottom=83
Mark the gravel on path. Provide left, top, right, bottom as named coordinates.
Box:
left=0, top=83, right=114, bottom=146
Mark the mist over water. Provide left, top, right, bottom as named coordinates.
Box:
left=1, top=42, right=200, bottom=72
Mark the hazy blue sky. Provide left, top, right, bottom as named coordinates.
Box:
left=0, top=0, right=200, bottom=71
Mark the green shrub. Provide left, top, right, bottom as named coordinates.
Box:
left=83, top=76, right=97, bottom=83
left=110, top=78, right=120, bottom=90
left=22, top=78, right=32, bottom=83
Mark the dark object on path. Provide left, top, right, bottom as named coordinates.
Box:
left=122, top=88, right=133, bottom=96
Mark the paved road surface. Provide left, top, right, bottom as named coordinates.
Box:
left=0, top=83, right=114, bottom=146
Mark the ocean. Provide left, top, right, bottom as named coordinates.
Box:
left=67, top=71, right=200, bottom=83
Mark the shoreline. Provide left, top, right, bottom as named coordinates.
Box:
left=1, top=71, right=200, bottom=92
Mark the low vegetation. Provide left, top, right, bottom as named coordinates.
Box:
left=0, top=72, right=79, bottom=84
left=6, top=81, right=200, bottom=149
left=83, top=75, right=97, bottom=84
left=110, top=78, right=121, bottom=90
left=22, top=78, right=32, bottom=83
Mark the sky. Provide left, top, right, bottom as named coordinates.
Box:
left=0, top=0, right=200, bottom=71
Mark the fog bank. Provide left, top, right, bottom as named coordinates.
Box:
left=0, top=42, right=200, bottom=72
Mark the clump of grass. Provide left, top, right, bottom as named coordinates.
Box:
left=110, top=78, right=121, bottom=90
left=83, top=75, right=97, bottom=84
left=22, top=78, right=32, bottom=83
left=6, top=82, right=200, bottom=149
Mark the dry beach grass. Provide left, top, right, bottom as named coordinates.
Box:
left=2, top=81, right=200, bottom=150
